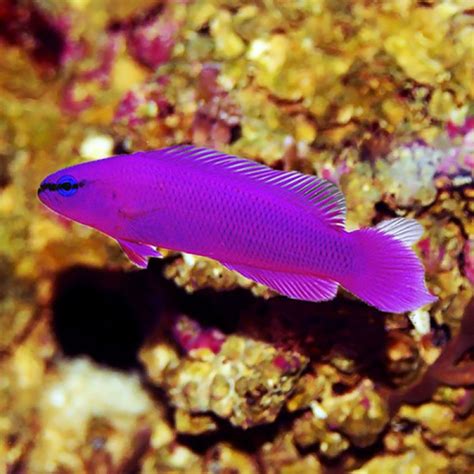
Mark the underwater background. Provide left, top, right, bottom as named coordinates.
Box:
left=0, top=0, right=473, bottom=472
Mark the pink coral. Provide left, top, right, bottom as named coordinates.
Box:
left=464, top=240, right=474, bottom=285
left=172, top=315, right=226, bottom=354
left=321, top=162, right=351, bottom=185
left=418, top=237, right=446, bottom=275
left=446, top=117, right=474, bottom=139
left=61, top=35, right=120, bottom=114
left=191, top=64, right=241, bottom=148
left=114, top=77, right=172, bottom=126
left=437, top=117, right=474, bottom=175
left=272, top=354, right=303, bottom=372
left=61, top=82, right=95, bottom=115
left=126, top=8, right=180, bottom=69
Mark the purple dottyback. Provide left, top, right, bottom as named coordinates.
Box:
left=38, top=145, right=437, bottom=313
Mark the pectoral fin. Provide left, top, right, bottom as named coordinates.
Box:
left=118, top=239, right=163, bottom=268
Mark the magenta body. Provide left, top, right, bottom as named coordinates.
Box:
left=121, top=156, right=352, bottom=278
left=38, top=146, right=436, bottom=313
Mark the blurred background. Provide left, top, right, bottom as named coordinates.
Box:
left=0, top=0, right=473, bottom=472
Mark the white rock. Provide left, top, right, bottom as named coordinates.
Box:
left=408, top=309, right=431, bottom=335
left=80, top=134, right=114, bottom=160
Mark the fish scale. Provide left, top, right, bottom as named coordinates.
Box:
left=142, top=169, right=340, bottom=273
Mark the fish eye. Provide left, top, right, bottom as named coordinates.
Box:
left=57, top=175, right=79, bottom=197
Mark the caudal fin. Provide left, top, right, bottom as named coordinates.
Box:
left=342, top=218, right=437, bottom=313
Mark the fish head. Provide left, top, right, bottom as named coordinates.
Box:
left=38, top=158, right=129, bottom=235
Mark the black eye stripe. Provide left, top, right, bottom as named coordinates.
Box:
left=38, top=180, right=85, bottom=194
left=39, top=183, right=58, bottom=192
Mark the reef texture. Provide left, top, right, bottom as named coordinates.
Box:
left=0, top=0, right=473, bottom=472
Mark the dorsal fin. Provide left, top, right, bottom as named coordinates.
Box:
left=375, top=218, right=423, bottom=247
left=143, top=145, right=346, bottom=230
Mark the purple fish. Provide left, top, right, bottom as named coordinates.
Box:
left=38, top=145, right=437, bottom=313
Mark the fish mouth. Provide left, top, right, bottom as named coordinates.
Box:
left=37, top=179, right=59, bottom=208
left=38, top=181, right=57, bottom=196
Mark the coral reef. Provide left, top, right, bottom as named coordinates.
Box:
left=0, top=0, right=473, bottom=472
left=141, top=314, right=308, bottom=430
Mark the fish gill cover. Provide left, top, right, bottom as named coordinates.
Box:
left=0, top=0, right=473, bottom=473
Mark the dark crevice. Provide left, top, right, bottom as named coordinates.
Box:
left=50, top=259, right=255, bottom=369
left=51, top=264, right=167, bottom=369
left=50, top=260, right=388, bottom=380
left=0, top=0, right=66, bottom=72
left=177, top=417, right=284, bottom=455
left=0, top=155, right=11, bottom=189
left=107, top=2, right=164, bottom=32
left=112, top=139, right=132, bottom=155
left=229, top=124, right=242, bottom=144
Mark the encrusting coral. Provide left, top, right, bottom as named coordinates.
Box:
left=141, top=315, right=309, bottom=430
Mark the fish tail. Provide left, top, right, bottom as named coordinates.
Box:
left=342, top=218, right=437, bottom=313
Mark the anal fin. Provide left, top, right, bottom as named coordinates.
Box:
left=118, top=239, right=163, bottom=268
left=222, top=263, right=338, bottom=302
